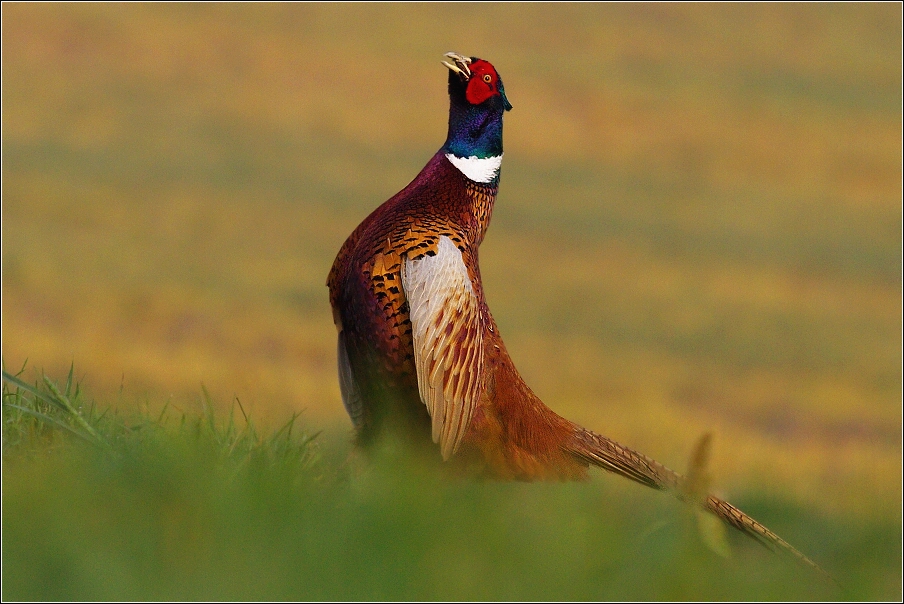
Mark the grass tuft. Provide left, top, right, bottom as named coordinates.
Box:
left=2, top=365, right=320, bottom=477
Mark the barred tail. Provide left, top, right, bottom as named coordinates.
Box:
left=567, top=425, right=682, bottom=492
left=704, top=494, right=831, bottom=580
left=566, top=426, right=831, bottom=581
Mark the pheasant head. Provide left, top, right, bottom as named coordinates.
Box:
left=441, top=52, right=513, bottom=163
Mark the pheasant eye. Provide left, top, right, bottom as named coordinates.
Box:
left=483, top=74, right=492, bottom=83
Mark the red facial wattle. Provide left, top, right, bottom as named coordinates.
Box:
left=465, top=60, right=500, bottom=105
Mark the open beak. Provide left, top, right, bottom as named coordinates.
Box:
left=442, top=51, right=472, bottom=81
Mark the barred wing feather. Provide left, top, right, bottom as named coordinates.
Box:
left=401, top=236, right=484, bottom=460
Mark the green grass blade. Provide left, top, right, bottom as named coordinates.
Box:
left=4, top=403, right=101, bottom=446
left=2, top=370, right=69, bottom=412
left=64, top=362, right=75, bottom=398
left=41, top=376, right=110, bottom=449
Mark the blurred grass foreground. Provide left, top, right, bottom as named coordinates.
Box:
left=1, top=3, right=901, bottom=601
left=0, top=369, right=885, bottom=600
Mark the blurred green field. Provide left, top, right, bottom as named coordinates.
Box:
left=2, top=3, right=901, bottom=599
left=0, top=372, right=889, bottom=600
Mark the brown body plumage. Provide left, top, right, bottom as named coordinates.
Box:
left=328, top=150, right=582, bottom=478
left=327, top=52, right=827, bottom=577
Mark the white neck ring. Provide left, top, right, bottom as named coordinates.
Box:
left=444, top=153, right=503, bottom=183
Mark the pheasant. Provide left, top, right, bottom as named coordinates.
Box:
left=327, top=52, right=825, bottom=575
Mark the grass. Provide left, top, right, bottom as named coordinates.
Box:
left=4, top=366, right=896, bottom=601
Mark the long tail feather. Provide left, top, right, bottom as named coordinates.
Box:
left=566, top=426, right=831, bottom=580
left=704, top=495, right=831, bottom=581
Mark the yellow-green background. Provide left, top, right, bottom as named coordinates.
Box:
left=2, top=0, right=900, bottom=549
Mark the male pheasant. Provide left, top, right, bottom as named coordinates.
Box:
left=327, top=52, right=824, bottom=574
